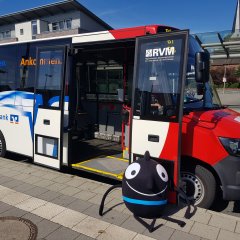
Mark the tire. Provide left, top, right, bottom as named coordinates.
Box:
left=181, top=164, right=216, bottom=209
left=0, top=131, right=6, bottom=158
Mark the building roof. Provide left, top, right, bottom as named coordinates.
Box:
left=0, top=0, right=113, bottom=30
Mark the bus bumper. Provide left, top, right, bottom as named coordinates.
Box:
left=213, top=155, right=240, bottom=201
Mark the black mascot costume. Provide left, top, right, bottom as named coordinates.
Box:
left=122, top=151, right=168, bottom=218
left=99, top=151, right=169, bottom=219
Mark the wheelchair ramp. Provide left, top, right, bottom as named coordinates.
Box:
left=72, top=156, right=128, bottom=180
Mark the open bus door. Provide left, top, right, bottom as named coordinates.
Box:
left=130, top=30, right=189, bottom=203
left=33, top=46, right=67, bottom=169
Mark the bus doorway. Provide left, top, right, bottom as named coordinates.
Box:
left=69, top=41, right=135, bottom=180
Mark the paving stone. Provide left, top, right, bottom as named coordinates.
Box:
left=23, top=175, right=42, bottom=184
left=73, top=216, right=111, bottom=238
left=38, top=190, right=62, bottom=202
left=51, top=194, right=77, bottom=207
left=0, top=187, right=15, bottom=201
left=0, top=170, right=20, bottom=177
left=1, top=191, right=31, bottom=205
left=0, top=176, right=13, bottom=184
left=92, top=184, right=112, bottom=195
left=32, top=202, right=66, bottom=220
left=2, top=179, right=23, bottom=188
left=36, top=219, right=61, bottom=239
left=45, top=183, right=68, bottom=192
left=24, top=186, right=49, bottom=197
left=0, top=202, right=13, bottom=214
left=0, top=206, right=28, bottom=217
left=65, top=178, right=86, bottom=187
left=52, top=176, right=71, bottom=184
left=16, top=197, right=47, bottom=211
left=120, top=216, right=150, bottom=234
left=84, top=204, right=130, bottom=226
left=170, top=230, right=201, bottom=240
left=78, top=181, right=99, bottom=191
left=172, top=206, right=211, bottom=225
left=88, top=193, right=113, bottom=205
left=20, top=167, right=39, bottom=174
left=23, top=212, right=45, bottom=225
left=51, top=208, right=87, bottom=228
left=29, top=169, right=48, bottom=177
left=209, top=214, right=237, bottom=232
left=45, top=226, right=80, bottom=240
left=74, top=234, right=95, bottom=240
left=67, top=199, right=92, bottom=213
left=97, top=224, right=137, bottom=240
left=12, top=182, right=36, bottom=193
left=143, top=225, right=175, bottom=240
left=74, top=190, right=97, bottom=201
left=33, top=179, right=55, bottom=188
left=133, top=234, right=156, bottom=240
left=217, top=229, right=240, bottom=240
left=13, top=173, right=30, bottom=181
left=236, top=221, right=240, bottom=233
left=104, top=198, right=126, bottom=212
left=0, top=169, right=12, bottom=177
left=107, top=188, right=123, bottom=199
left=165, top=216, right=194, bottom=233
left=41, top=173, right=60, bottom=181
left=190, top=222, right=220, bottom=240
left=59, top=186, right=81, bottom=196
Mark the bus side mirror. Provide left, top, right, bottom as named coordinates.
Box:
left=195, top=51, right=210, bottom=83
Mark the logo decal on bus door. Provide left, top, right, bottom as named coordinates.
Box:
left=145, top=47, right=175, bottom=58
left=10, top=114, right=19, bottom=124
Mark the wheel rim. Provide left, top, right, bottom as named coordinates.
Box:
left=181, top=171, right=205, bottom=205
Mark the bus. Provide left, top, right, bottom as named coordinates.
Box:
left=0, top=25, right=239, bottom=208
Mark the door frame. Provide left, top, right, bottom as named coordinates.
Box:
left=33, top=45, right=68, bottom=170
left=129, top=30, right=189, bottom=199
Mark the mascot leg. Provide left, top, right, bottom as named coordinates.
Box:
left=99, top=184, right=122, bottom=216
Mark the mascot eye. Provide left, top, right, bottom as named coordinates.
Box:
left=125, top=163, right=141, bottom=180
left=156, top=164, right=168, bottom=182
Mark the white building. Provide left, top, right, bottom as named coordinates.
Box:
left=0, top=0, right=112, bottom=43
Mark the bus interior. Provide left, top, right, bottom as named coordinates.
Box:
left=69, top=40, right=135, bottom=179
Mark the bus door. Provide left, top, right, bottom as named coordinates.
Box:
left=131, top=31, right=189, bottom=202
left=33, top=46, right=67, bottom=169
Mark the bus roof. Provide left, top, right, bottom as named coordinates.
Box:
left=0, top=25, right=178, bottom=47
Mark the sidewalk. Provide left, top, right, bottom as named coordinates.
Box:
left=0, top=157, right=239, bottom=240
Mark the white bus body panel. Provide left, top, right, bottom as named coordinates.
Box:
left=131, top=119, right=170, bottom=159
left=34, top=108, right=61, bottom=169
left=0, top=91, right=34, bottom=157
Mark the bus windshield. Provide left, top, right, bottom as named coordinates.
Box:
left=184, top=36, right=222, bottom=110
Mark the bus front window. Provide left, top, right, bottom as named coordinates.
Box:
left=184, top=36, right=222, bottom=110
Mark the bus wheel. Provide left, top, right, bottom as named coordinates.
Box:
left=0, top=131, right=6, bottom=158
left=181, top=165, right=216, bottom=209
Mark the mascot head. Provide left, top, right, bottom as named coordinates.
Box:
left=122, top=151, right=169, bottom=218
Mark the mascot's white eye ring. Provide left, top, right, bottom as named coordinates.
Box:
left=125, top=163, right=141, bottom=180
left=156, top=164, right=168, bottom=182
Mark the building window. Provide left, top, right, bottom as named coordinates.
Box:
left=32, top=20, right=37, bottom=36
left=52, top=19, right=72, bottom=31
left=0, top=30, right=11, bottom=39
left=20, top=29, right=24, bottom=35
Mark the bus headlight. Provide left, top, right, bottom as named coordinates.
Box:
left=219, top=137, right=240, bottom=157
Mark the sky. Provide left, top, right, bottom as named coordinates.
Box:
left=0, top=0, right=238, bottom=33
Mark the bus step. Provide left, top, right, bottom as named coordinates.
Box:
left=72, top=156, right=128, bottom=180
